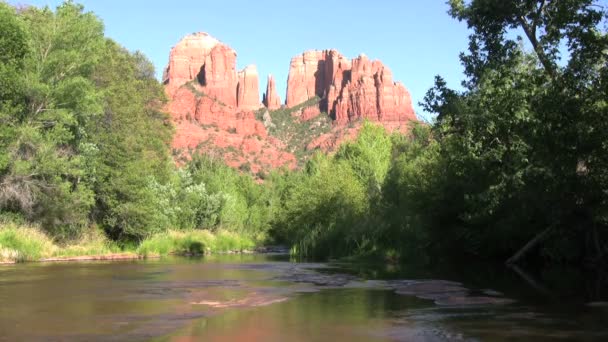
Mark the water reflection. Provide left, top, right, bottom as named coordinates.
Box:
left=0, top=255, right=606, bottom=341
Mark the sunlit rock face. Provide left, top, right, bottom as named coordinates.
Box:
left=263, top=74, right=281, bottom=110
left=237, top=64, right=262, bottom=111
left=163, top=33, right=294, bottom=173
left=286, top=49, right=416, bottom=124
left=163, top=32, right=261, bottom=111
left=163, top=32, right=419, bottom=173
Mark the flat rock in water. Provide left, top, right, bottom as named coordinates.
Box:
left=391, top=280, right=514, bottom=306
left=586, top=301, right=608, bottom=307
left=191, top=292, right=288, bottom=308
left=393, top=280, right=468, bottom=298
left=342, top=280, right=391, bottom=290
left=481, top=289, right=504, bottom=296
left=434, top=296, right=516, bottom=306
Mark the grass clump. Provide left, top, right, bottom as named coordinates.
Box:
left=137, top=230, right=255, bottom=258
left=0, top=223, right=55, bottom=262
left=0, top=222, right=256, bottom=262
left=0, top=222, right=127, bottom=262
left=52, top=229, right=123, bottom=258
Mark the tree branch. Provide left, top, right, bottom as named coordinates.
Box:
left=517, top=14, right=558, bottom=81
left=506, top=225, right=553, bottom=265
left=532, top=0, right=547, bottom=34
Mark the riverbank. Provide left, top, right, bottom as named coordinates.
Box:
left=0, top=223, right=257, bottom=264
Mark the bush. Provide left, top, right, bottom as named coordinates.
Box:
left=273, top=152, right=369, bottom=258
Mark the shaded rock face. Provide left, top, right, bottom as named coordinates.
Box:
left=263, top=74, right=281, bottom=110
left=163, top=33, right=295, bottom=173
left=285, top=49, right=416, bottom=124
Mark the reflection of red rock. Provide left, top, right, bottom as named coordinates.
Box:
left=163, top=32, right=295, bottom=172
left=263, top=74, right=281, bottom=110
left=286, top=50, right=417, bottom=125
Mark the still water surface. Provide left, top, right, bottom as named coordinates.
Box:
left=0, top=254, right=606, bottom=341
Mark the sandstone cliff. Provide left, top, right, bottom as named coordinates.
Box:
left=286, top=49, right=416, bottom=124
left=163, top=33, right=295, bottom=173
left=164, top=33, right=418, bottom=174
left=263, top=74, right=281, bottom=110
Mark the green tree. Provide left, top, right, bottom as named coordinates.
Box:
left=187, top=154, right=275, bottom=238
left=335, top=122, right=393, bottom=197
left=87, top=40, right=174, bottom=241
left=273, top=153, right=369, bottom=258
left=0, top=2, right=104, bottom=237
left=423, top=0, right=608, bottom=263
left=1, top=1, right=176, bottom=242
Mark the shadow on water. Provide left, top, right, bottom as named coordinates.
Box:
left=323, top=257, right=608, bottom=305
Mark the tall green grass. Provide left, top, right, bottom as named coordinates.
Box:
left=0, top=223, right=55, bottom=262
left=137, top=229, right=255, bottom=257
left=0, top=221, right=256, bottom=262
left=52, top=229, right=123, bottom=258
left=0, top=222, right=127, bottom=262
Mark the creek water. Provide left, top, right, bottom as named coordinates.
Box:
left=0, top=254, right=606, bottom=341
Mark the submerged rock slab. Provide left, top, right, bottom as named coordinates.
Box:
left=191, top=292, right=288, bottom=308
left=389, top=279, right=514, bottom=306
left=434, top=296, right=516, bottom=306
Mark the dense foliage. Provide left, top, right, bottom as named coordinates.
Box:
left=0, top=1, right=259, bottom=243
left=420, top=0, right=608, bottom=264
left=271, top=0, right=608, bottom=264
left=2, top=1, right=606, bottom=267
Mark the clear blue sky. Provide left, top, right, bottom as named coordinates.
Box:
left=14, top=0, right=472, bottom=120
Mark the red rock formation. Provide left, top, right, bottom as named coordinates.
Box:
left=164, top=32, right=417, bottom=174
left=285, top=49, right=417, bottom=124
left=324, top=50, right=352, bottom=112
left=300, top=106, right=321, bottom=122
left=163, top=32, right=262, bottom=112
left=163, top=32, right=295, bottom=172
left=237, top=65, right=261, bottom=111
left=201, top=44, right=238, bottom=107
left=163, top=32, right=220, bottom=97
left=285, top=50, right=326, bottom=107
left=263, top=74, right=281, bottom=110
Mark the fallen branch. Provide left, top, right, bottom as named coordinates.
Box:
left=508, top=264, right=552, bottom=297
left=506, top=226, right=553, bottom=265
